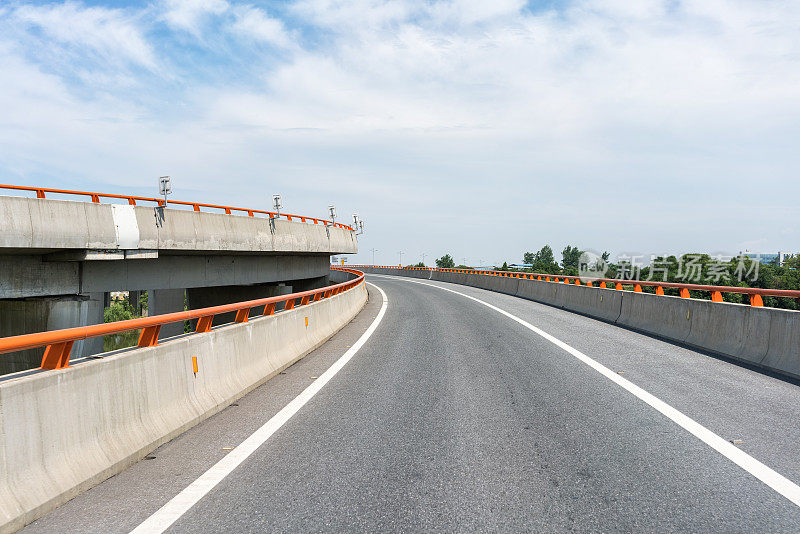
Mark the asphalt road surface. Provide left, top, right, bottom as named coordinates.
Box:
left=23, top=275, right=800, bottom=533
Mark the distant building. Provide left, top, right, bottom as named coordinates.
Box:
left=740, top=250, right=793, bottom=266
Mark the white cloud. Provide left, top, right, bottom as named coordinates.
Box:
left=230, top=5, right=292, bottom=47
left=291, top=0, right=416, bottom=30
left=162, top=0, right=229, bottom=35
left=12, top=1, right=156, bottom=69
left=2, top=0, right=800, bottom=261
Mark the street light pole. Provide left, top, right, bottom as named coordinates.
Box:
left=371, top=248, right=378, bottom=265
left=399, top=251, right=404, bottom=266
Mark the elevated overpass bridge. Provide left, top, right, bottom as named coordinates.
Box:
left=1, top=195, right=799, bottom=532
left=0, top=185, right=357, bottom=373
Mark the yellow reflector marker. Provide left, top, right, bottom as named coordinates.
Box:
left=192, top=356, right=198, bottom=375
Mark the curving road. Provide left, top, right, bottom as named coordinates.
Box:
left=23, top=275, right=800, bottom=532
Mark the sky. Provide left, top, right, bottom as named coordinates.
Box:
left=1, top=0, right=798, bottom=267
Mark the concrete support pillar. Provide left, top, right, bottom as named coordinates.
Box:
left=186, top=283, right=292, bottom=328
left=146, top=289, right=186, bottom=339
left=0, top=293, right=104, bottom=375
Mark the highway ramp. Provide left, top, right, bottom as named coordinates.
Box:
left=22, top=275, right=800, bottom=532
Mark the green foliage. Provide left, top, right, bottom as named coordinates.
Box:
left=523, top=245, right=561, bottom=274
left=436, top=254, right=455, bottom=268
left=103, top=299, right=140, bottom=352
left=103, top=330, right=141, bottom=352
left=104, top=300, right=134, bottom=323
left=561, top=245, right=584, bottom=275
left=413, top=262, right=426, bottom=267
left=455, top=264, right=472, bottom=269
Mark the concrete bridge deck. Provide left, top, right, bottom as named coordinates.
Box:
left=0, top=195, right=357, bottom=298
left=0, top=193, right=358, bottom=373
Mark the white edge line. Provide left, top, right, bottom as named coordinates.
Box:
left=130, top=282, right=389, bottom=534
left=370, top=273, right=800, bottom=509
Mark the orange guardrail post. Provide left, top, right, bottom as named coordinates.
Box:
left=234, top=309, right=250, bottom=323
left=680, top=288, right=691, bottom=299
left=40, top=341, right=73, bottom=370
left=656, top=286, right=665, bottom=295
left=750, top=294, right=763, bottom=307
left=711, top=291, right=723, bottom=302
left=634, top=284, right=642, bottom=293
left=196, top=316, right=213, bottom=333
left=615, top=282, right=623, bottom=290
left=138, top=326, right=161, bottom=347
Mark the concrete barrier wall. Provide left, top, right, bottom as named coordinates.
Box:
left=361, top=268, right=800, bottom=380
left=617, top=291, right=692, bottom=344
left=329, top=268, right=360, bottom=283
left=0, top=195, right=357, bottom=255
left=0, top=281, right=368, bottom=533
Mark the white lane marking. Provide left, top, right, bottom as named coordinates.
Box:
left=369, top=274, right=800, bottom=508
left=130, top=283, right=389, bottom=534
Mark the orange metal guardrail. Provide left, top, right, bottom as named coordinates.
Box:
left=352, top=265, right=800, bottom=308
left=0, top=268, right=364, bottom=371
left=0, top=184, right=353, bottom=230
